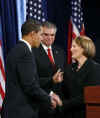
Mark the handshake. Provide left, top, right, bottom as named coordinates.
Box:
left=50, top=91, right=63, bottom=109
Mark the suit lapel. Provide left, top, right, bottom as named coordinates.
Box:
left=52, top=46, right=59, bottom=66
left=39, top=45, right=51, bottom=65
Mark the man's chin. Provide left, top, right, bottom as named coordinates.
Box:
left=36, top=44, right=40, bottom=48
left=72, top=56, right=76, bottom=60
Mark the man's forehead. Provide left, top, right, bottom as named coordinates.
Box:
left=42, top=27, right=56, bottom=33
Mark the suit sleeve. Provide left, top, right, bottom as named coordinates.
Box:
left=39, top=76, right=54, bottom=89
left=16, top=52, right=51, bottom=108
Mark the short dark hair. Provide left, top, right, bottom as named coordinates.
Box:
left=21, top=19, right=41, bottom=36
left=41, top=21, right=57, bottom=32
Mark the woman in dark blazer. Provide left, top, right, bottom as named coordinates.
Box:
left=62, top=36, right=100, bottom=118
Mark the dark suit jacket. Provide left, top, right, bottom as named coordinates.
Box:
left=32, top=44, right=66, bottom=118
left=1, top=41, right=51, bottom=118
left=62, top=59, right=100, bottom=118
left=33, top=44, right=66, bottom=94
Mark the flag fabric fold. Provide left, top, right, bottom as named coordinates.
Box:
left=67, top=0, right=85, bottom=64
left=0, top=0, right=18, bottom=111
left=0, top=0, right=17, bottom=54
left=16, top=0, right=48, bottom=41
left=26, top=0, right=48, bottom=22
left=0, top=16, right=6, bottom=111
left=16, top=0, right=27, bottom=40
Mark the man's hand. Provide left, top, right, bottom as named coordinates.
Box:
left=52, top=69, right=63, bottom=84
left=51, top=97, right=57, bottom=109
left=50, top=92, right=63, bottom=107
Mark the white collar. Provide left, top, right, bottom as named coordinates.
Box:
left=20, top=39, right=32, bottom=52
left=41, top=43, right=52, bottom=50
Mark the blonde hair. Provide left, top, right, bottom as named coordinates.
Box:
left=74, top=35, right=96, bottom=58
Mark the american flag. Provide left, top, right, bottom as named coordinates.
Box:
left=26, top=0, right=47, bottom=22
left=0, top=17, right=6, bottom=110
left=16, top=0, right=47, bottom=41
left=67, top=0, right=85, bottom=64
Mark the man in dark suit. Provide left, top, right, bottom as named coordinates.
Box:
left=33, top=21, right=66, bottom=118
left=1, top=20, right=57, bottom=118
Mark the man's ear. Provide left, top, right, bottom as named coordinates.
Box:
left=29, top=31, right=35, bottom=38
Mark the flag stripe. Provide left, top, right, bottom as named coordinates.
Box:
left=67, top=20, right=72, bottom=64
left=0, top=75, right=5, bottom=94
left=0, top=70, right=5, bottom=93
left=0, top=95, right=3, bottom=110
left=80, top=24, right=85, bottom=35
left=0, top=58, right=6, bottom=81
left=0, top=16, right=6, bottom=109
left=0, top=83, right=5, bottom=100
